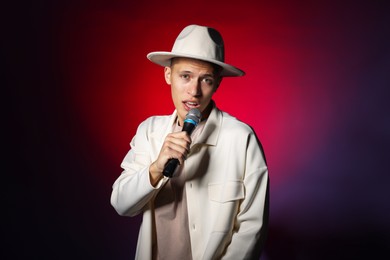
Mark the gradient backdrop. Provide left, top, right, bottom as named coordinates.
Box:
left=4, top=0, right=389, bottom=259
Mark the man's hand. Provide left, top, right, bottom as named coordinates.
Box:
left=149, top=131, right=191, bottom=185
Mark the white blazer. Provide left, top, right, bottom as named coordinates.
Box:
left=111, top=104, right=269, bottom=260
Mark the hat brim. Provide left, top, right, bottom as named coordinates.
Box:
left=147, top=51, right=245, bottom=77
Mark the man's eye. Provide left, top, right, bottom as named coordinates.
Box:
left=203, top=78, right=214, bottom=85
left=181, top=74, right=190, bottom=80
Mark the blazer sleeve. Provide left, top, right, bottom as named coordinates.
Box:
left=110, top=119, right=166, bottom=217
left=222, top=131, right=269, bottom=259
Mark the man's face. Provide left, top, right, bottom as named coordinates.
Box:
left=164, top=57, right=221, bottom=125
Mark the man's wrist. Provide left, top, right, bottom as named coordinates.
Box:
left=149, top=162, right=163, bottom=186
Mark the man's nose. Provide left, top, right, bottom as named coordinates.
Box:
left=187, top=80, right=201, bottom=96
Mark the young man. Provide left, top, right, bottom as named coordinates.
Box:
left=111, top=24, right=269, bottom=260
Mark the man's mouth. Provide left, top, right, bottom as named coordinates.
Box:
left=183, top=101, right=200, bottom=110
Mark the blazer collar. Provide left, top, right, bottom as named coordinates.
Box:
left=194, top=101, right=221, bottom=146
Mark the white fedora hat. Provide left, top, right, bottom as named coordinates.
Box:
left=147, top=24, right=245, bottom=77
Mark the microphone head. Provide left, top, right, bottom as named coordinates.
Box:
left=184, top=108, right=202, bottom=126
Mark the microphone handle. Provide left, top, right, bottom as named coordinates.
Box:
left=162, top=158, right=180, bottom=178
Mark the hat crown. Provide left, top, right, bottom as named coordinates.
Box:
left=171, top=25, right=225, bottom=63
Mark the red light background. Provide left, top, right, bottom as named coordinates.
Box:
left=4, top=1, right=389, bottom=259
left=60, top=2, right=342, bottom=186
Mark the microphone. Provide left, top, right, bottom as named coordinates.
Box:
left=162, top=108, right=202, bottom=178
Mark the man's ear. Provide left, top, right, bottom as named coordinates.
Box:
left=164, top=67, right=171, bottom=85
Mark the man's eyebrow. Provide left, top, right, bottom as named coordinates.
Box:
left=179, top=70, right=193, bottom=74
left=177, top=70, right=215, bottom=77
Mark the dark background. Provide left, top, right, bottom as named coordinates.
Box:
left=3, top=1, right=390, bottom=259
